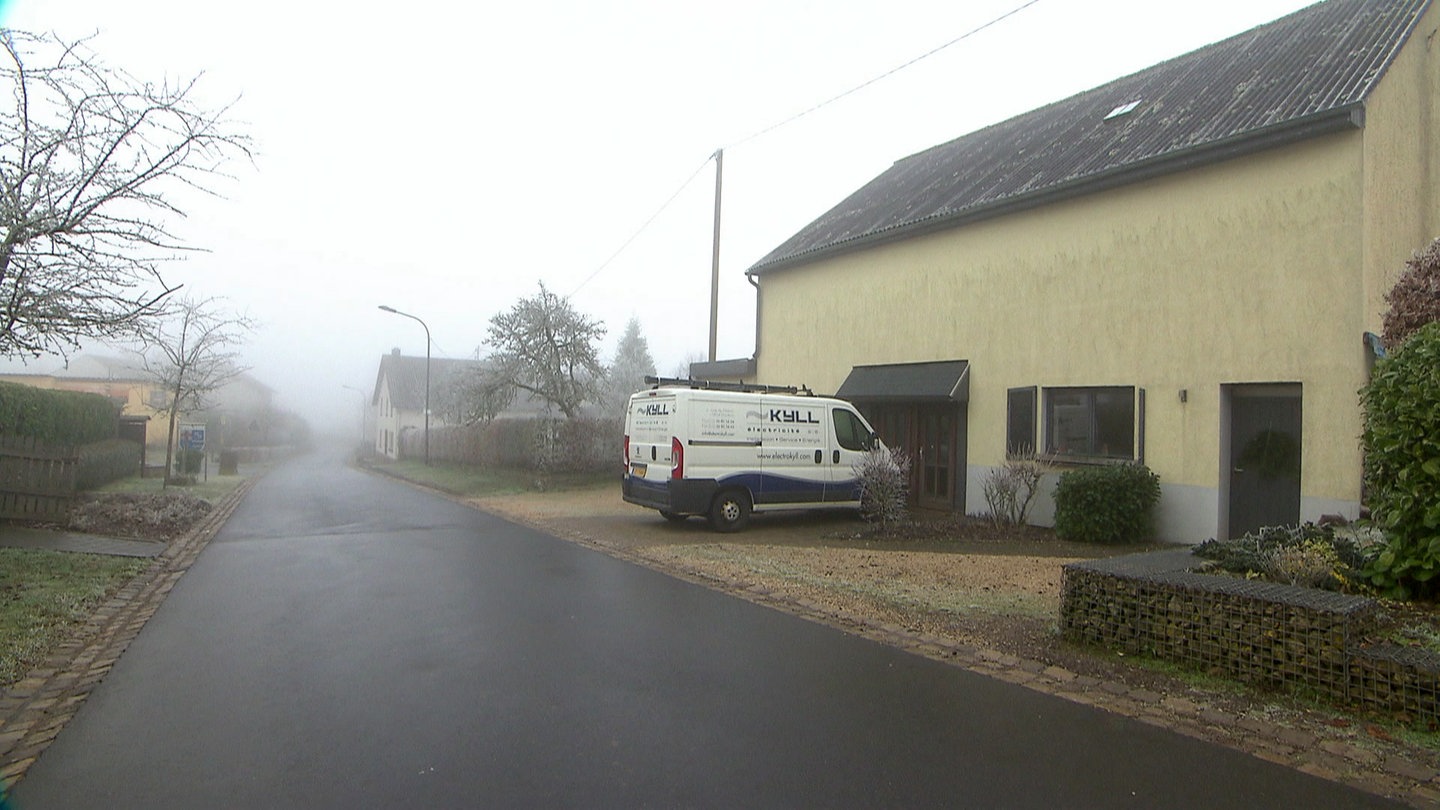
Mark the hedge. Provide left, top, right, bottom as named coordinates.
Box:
left=399, top=416, right=621, bottom=474
left=75, top=438, right=142, bottom=490
left=0, top=381, right=117, bottom=445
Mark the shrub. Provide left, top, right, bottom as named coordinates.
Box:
left=75, top=439, right=142, bottom=490
left=1360, top=321, right=1440, bottom=600
left=1193, top=523, right=1380, bottom=592
left=0, top=381, right=116, bottom=445
left=175, top=448, right=204, bottom=475
left=1052, top=462, right=1160, bottom=544
left=981, top=450, right=1048, bottom=526
left=854, top=447, right=911, bottom=529
left=1268, top=540, right=1345, bottom=589
left=1382, top=237, right=1440, bottom=350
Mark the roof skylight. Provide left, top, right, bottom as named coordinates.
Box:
left=1105, top=99, right=1143, bottom=120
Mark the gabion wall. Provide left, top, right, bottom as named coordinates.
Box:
left=1060, top=550, right=1440, bottom=722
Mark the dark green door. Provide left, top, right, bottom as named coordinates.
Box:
left=1227, top=386, right=1302, bottom=538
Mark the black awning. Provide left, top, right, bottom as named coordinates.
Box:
left=835, top=360, right=969, bottom=404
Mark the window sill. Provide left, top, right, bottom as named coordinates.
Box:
left=1044, top=454, right=1138, bottom=468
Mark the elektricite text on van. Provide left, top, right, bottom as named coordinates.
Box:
left=621, top=377, right=883, bottom=531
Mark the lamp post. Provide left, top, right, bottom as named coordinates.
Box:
left=378, top=305, right=431, bottom=465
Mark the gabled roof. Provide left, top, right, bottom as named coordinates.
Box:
left=372, top=353, right=483, bottom=410
left=371, top=353, right=560, bottom=416
left=749, top=0, right=1428, bottom=275
left=51, top=354, right=147, bottom=381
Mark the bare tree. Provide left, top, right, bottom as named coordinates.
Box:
left=139, top=296, right=254, bottom=483
left=434, top=362, right=513, bottom=425
left=0, top=31, right=252, bottom=360
left=484, top=282, right=605, bottom=419
left=673, top=351, right=706, bottom=379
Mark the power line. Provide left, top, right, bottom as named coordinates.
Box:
left=725, top=0, right=1043, bottom=151
left=570, top=0, right=1043, bottom=296
left=567, top=154, right=716, bottom=297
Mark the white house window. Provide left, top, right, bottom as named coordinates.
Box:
left=1044, top=386, right=1136, bottom=460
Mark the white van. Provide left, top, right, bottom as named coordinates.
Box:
left=621, top=377, right=880, bottom=531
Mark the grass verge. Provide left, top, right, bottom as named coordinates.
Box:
left=0, top=548, right=147, bottom=688
left=370, top=459, right=611, bottom=498
left=94, top=471, right=248, bottom=502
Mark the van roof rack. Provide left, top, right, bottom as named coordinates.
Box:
left=645, top=376, right=813, bottom=396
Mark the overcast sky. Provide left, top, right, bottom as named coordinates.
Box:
left=2, top=0, right=1316, bottom=432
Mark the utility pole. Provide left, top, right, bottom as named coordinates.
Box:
left=709, top=148, right=723, bottom=362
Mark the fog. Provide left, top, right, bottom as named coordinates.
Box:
left=1, top=0, right=1313, bottom=435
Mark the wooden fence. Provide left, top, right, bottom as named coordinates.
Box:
left=0, top=435, right=78, bottom=521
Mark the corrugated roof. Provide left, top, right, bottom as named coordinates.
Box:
left=749, top=0, right=1428, bottom=275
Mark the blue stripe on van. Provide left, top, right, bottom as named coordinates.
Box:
left=627, top=473, right=860, bottom=509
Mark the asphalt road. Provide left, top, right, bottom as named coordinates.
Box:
left=10, top=449, right=1402, bottom=808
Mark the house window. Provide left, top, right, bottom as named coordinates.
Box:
left=1044, top=386, right=1135, bottom=460
left=1006, top=387, right=1037, bottom=456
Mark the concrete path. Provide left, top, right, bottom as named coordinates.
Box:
left=5, top=449, right=1406, bottom=808
left=0, top=525, right=164, bottom=558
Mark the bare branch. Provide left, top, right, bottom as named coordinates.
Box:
left=0, top=31, right=252, bottom=359
left=135, top=294, right=254, bottom=480
left=483, top=282, right=606, bottom=419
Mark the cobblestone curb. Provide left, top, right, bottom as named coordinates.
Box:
left=0, top=479, right=255, bottom=798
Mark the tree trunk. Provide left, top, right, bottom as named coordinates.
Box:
left=163, top=383, right=182, bottom=487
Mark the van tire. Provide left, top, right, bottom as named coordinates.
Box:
left=709, top=489, right=751, bottom=532
left=659, top=510, right=687, bottom=524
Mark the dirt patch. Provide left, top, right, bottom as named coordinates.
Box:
left=65, top=492, right=214, bottom=541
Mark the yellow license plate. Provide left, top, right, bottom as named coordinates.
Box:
left=630, top=462, right=647, bottom=477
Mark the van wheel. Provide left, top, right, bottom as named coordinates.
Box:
left=709, top=489, right=751, bottom=533
left=659, top=510, right=687, bottom=524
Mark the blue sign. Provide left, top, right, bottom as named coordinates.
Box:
left=179, top=425, right=206, bottom=451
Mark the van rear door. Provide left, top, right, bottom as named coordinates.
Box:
left=627, top=392, right=677, bottom=482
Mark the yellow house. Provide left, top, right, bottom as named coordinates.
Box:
left=743, top=0, right=1437, bottom=541
left=0, top=354, right=169, bottom=450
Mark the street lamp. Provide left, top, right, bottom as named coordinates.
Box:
left=378, top=305, right=431, bottom=465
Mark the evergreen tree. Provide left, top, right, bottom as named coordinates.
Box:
left=605, top=317, right=656, bottom=415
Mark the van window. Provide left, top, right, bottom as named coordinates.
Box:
left=832, top=408, right=873, bottom=452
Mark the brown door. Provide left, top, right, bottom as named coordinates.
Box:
left=917, top=406, right=955, bottom=510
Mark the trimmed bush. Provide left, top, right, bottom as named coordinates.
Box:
left=854, top=447, right=911, bottom=529
left=1052, top=462, right=1160, bottom=544
left=75, top=439, right=142, bottom=490
left=0, top=381, right=116, bottom=445
left=1360, top=321, right=1440, bottom=600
